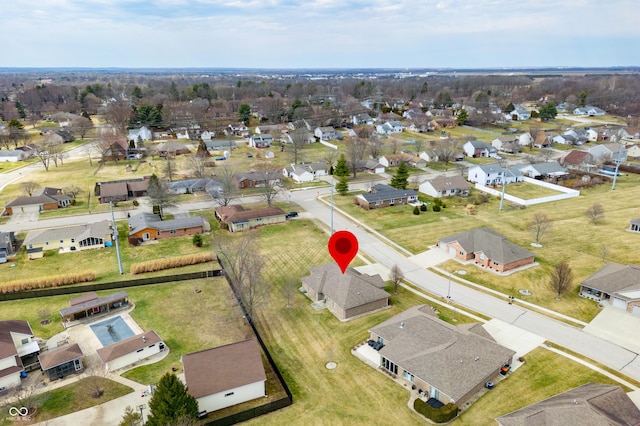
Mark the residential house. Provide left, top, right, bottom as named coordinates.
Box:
left=283, top=162, right=327, bottom=183
left=419, top=175, right=471, bottom=198
left=515, top=161, right=569, bottom=179
left=496, top=383, right=640, bottom=426
left=182, top=339, right=266, bottom=415
left=368, top=305, right=515, bottom=408
left=233, top=171, right=281, bottom=189
left=0, top=149, right=28, bottom=162
left=354, top=184, right=418, bottom=210
left=437, top=227, right=535, bottom=273
left=0, top=232, right=17, bottom=264
left=574, top=106, right=606, bottom=116
left=354, top=159, right=386, bottom=174
left=59, top=291, right=129, bottom=324
left=589, top=143, right=628, bottom=163
left=200, top=130, right=214, bottom=141
left=249, top=134, right=273, bottom=148
left=352, top=114, right=375, bottom=125
left=204, top=140, right=237, bottom=151
left=314, top=126, right=338, bottom=140
left=156, top=141, right=191, bottom=157
left=128, top=212, right=207, bottom=242
left=629, top=218, right=640, bottom=233
left=0, top=320, right=39, bottom=390
left=510, top=106, right=531, bottom=121
left=103, top=138, right=129, bottom=161
left=533, top=131, right=551, bottom=149
left=96, top=330, right=165, bottom=372
left=467, top=164, right=524, bottom=186
left=552, top=134, right=569, bottom=145
left=556, top=102, right=572, bottom=112
left=619, top=126, right=640, bottom=141
left=491, top=138, right=520, bottom=154
left=463, top=140, right=495, bottom=158
left=579, top=263, right=640, bottom=315
left=379, top=153, right=425, bottom=169
left=214, top=205, right=286, bottom=232
left=227, top=123, right=249, bottom=137
left=24, top=221, right=112, bottom=254
left=626, top=144, right=640, bottom=159
left=96, top=177, right=150, bottom=204
left=127, top=126, right=152, bottom=145
left=375, top=121, right=403, bottom=135
left=167, top=178, right=222, bottom=195
left=561, top=150, right=596, bottom=173
left=419, top=150, right=439, bottom=163
left=38, top=343, right=84, bottom=381
left=301, top=263, right=389, bottom=321
left=4, top=188, right=72, bottom=216
left=517, top=132, right=534, bottom=147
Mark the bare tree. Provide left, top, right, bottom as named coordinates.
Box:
left=103, top=100, right=131, bottom=135
left=549, top=261, right=574, bottom=300
left=390, top=264, right=404, bottom=294
left=599, top=244, right=609, bottom=263
left=585, top=204, right=605, bottom=225
left=64, top=185, right=83, bottom=199
left=346, top=136, right=368, bottom=178
left=70, top=116, right=94, bottom=139
left=216, top=234, right=270, bottom=321
left=390, top=138, right=400, bottom=154
left=213, top=164, right=238, bottom=206
left=147, top=174, right=175, bottom=218
left=540, top=148, right=554, bottom=162
left=20, top=181, right=41, bottom=196
left=283, top=278, right=298, bottom=308
left=255, top=164, right=280, bottom=207
left=34, top=143, right=53, bottom=172
left=119, top=406, right=142, bottom=426
left=434, top=139, right=460, bottom=166
left=289, top=127, right=309, bottom=165
left=82, top=364, right=110, bottom=398
left=49, top=142, right=65, bottom=167
left=10, top=384, right=40, bottom=414
left=188, top=154, right=207, bottom=179
left=92, top=135, right=122, bottom=165
left=528, top=213, right=553, bottom=245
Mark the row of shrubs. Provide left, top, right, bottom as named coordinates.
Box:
left=413, top=399, right=458, bottom=423
left=0, top=272, right=96, bottom=294
left=130, top=253, right=215, bottom=274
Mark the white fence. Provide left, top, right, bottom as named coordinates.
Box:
left=319, top=140, right=338, bottom=150
left=475, top=177, right=579, bottom=206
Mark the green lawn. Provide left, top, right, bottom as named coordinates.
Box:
left=504, top=181, right=566, bottom=200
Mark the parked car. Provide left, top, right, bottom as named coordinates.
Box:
left=286, top=211, right=298, bottom=219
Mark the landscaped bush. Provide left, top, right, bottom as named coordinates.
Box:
left=413, top=206, right=420, bottom=215
left=130, top=253, right=215, bottom=274
left=192, top=233, right=203, bottom=247
left=432, top=205, right=441, bottom=212
left=420, top=204, right=427, bottom=212
left=413, top=399, right=458, bottom=423
left=0, top=272, right=96, bottom=294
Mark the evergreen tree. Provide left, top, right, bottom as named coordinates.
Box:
left=146, top=373, right=199, bottom=426
left=505, top=102, right=515, bottom=113
left=336, top=176, right=349, bottom=195
left=390, top=162, right=409, bottom=189
left=539, top=102, right=558, bottom=121
left=456, top=109, right=468, bottom=125
left=334, top=154, right=349, bottom=177
left=238, top=103, right=251, bottom=125
left=118, top=406, right=142, bottom=426
left=192, top=233, right=203, bottom=247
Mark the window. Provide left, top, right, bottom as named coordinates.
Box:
left=225, top=392, right=234, bottom=397
left=170, top=230, right=176, bottom=234
left=382, top=357, right=398, bottom=375
left=136, top=348, right=144, bottom=353
left=21, top=338, right=29, bottom=345
left=71, top=238, right=75, bottom=243
left=148, top=344, right=155, bottom=348
left=403, top=370, right=414, bottom=382
left=479, top=253, right=485, bottom=260
left=60, top=240, right=64, bottom=244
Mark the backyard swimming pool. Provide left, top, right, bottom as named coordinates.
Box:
left=89, top=316, right=135, bottom=346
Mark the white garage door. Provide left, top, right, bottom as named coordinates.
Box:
left=612, top=297, right=627, bottom=310
left=632, top=305, right=640, bottom=317
left=20, top=204, right=41, bottom=213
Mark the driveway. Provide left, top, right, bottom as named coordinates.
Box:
left=583, top=304, right=640, bottom=355
left=483, top=319, right=546, bottom=372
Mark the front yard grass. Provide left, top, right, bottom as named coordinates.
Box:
left=503, top=181, right=566, bottom=200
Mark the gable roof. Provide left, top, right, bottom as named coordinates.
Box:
left=215, top=205, right=286, bottom=223
left=581, top=263, right=640, bottom=295
left=517, top=161, right=568, bottom=175
left=358, top=184, right=417, bottom=203
left=5, top=192, right=71, bottom=208
left=562, top=150, right=592, bottom=165
left=423, top=175, right=471, bottom=192
left=38, top=343, right=84, bottom=370
left=24, top=221, right=111, bottom=247
left=0, top=320, right=33, bottom=360
left=371, top=305, right=514, bottom=402
left=233, top=170, right=281, bottom=183
left=128, top=212, right=205, bottom=235
left=439, top=227, right=533, bottom=265
left=302, top=263, right=388, bottom=311
left=496, top=382, right=640, bottom=426
left=182, top=339, right=266, bottom=399
left=96, top=330, right=162, bottom=363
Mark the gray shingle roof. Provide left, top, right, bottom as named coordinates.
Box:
left=24, top=221, right=111, bottom=247
left=358, top=184, right=417, bottom=203
left=128, top=212, right=205, bottom=235
left=496, top=383, right=640, bottom=426
left=371, top=305, right=514, bottom=402
left=580, top=262, right=640, bottom=295
left=438, top=227, right=533, bottom=265
left=424, top=175, right=471, bottom=192
left=302, top=263, right=388, bottom=311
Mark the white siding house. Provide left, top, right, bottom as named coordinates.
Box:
left=467, top=164, right=524, bottom=186
left=96, top=330, right=165, bottom=372
left=182, top=339, right=266, bottom=415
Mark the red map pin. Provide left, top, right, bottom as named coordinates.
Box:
left=328, top=230, right=359, bottom=274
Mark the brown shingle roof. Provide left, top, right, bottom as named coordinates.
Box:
left=182, top=339, right=266, bottom=399
left=0, top=320, right=33, bottom=359
left=215, top=206, right=285, bottom=223
left=425, top=175, right=471, bottom=192
left=96, top=330, right=161, bottom=363
left=99, top=182, right=128, bottom=198
left=38, top=343, right=83, bottom=370
left=562, top=150, right=590, bottom=165
left=496, top=383, right=640, bottom=426
left=438, top=227, right=534, bottom=265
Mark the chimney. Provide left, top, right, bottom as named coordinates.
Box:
left=142, top=336, right=146, bottom=343
left=399, top=322, right=404, bottom=329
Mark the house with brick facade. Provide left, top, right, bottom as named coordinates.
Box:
left=367, top=305, right=514, bottom=408
left=301, top=263, right=389, bottom=321
left=354, top=184, right=418, bottom=210
left=437, top=227, right=534, bottom=273
left=4, top=188, right=72, bottom=216
left=128, top=212, right=208, bottom=242
left=214, top=205, right=286, bottom=232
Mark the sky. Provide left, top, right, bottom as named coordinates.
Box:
left=1, top=0, right=639, bottom=69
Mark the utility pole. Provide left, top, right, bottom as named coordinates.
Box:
left=611, top=141, right=624, bottom=190
left=330, top=174, right=334, bottom=234
left=110, top=202, right=124, bottom=274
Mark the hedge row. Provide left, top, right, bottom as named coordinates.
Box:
left=413, top=399, right=458, bottom=423
left=130, top=253, right=215, bottom=274
left=0, top=272, right=97, bottom=294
